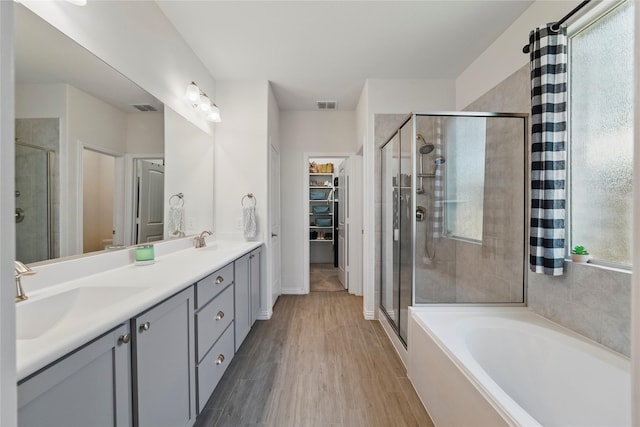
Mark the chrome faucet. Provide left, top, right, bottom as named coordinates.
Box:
left=15, top=260, right=36, bottom=302
left=194, top=230, right=213, bottom=248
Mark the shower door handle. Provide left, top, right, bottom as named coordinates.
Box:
left=15, top=208, right=25, bottom=223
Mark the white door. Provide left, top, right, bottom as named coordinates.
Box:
left=338, top=160, right=349, bottom=289
left=137, top=160, right=165, bottom=243
left=270, top=144, right=282, bottom=305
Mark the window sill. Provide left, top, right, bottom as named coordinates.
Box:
left=565, top=258, right=631, bottom=275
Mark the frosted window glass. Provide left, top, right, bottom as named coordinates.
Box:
left=445, top=117, right=486, bottom=241
left=570, top=1, right=634, bottom=266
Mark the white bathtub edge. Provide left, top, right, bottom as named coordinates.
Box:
left=408, top=307, right=524, bottom=427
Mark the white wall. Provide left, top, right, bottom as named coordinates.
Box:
left=0, top=2, right=16, bottom=424
left=280, top=110, right=357, bottom=294
left=267, top=84, right=282, bottom=304
left=214, top=80, right=274, bottom=316
left=126, top=112, right=164, bottom=154
left=164, top=107, right=214, bottom=236
left=633, top=2, right=640, bottom=421
left=455, top=0, right=580, bottom=109
left=358, top=78, right=456, bottom=319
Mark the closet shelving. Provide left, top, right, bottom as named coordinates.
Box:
left=309, top=172, right=334, bottom=242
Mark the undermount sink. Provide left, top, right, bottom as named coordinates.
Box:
left=16, top=286, right=148, bottom=340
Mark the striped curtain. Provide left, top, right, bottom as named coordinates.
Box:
left=432, top=117, right=444, bottom=239
left=529, top=24, right=568, bottom=276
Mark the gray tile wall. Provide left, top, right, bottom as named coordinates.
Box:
left=467, top=64, right=631, bottom=356
left=15, top=118, right=60, bottom=263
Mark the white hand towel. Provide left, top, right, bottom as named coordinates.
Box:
left=168, top=205, right=185, bottom=237
left=243, top=206, right=257, bottom=240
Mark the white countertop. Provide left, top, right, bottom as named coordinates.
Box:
left=17, top=239, right=262, bottom=381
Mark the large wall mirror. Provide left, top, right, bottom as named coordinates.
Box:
left=15, top=4, right=165, bottom=263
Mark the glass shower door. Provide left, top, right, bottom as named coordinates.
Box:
left=380, top=115, right=414, bottom=345
left=15, top=143, right=53, bottom=263
left=380, top=132, right=399, bottom=327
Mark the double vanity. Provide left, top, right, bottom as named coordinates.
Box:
left=16, top=238, right=263, bottom=427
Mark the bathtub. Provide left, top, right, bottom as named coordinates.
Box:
left=407, top=307, right=630, bottom=426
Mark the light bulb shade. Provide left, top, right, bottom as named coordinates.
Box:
left=207, top=105, right=221, bottom=123
left=185, top=83, right=200, bottom=102
left=198, top=94, right=211, bottom=112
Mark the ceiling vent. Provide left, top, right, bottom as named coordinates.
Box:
left=316, top=101, right=337, bottom=110
left=131, top=104, right=158, bottom=112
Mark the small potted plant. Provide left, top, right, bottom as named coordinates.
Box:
left=571, top=245, right=590, bottom=263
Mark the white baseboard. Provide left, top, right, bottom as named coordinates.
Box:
left=378, top=308, right=408, bottom=368
left=363, top=308, right=376, bottom=320
left=282, top=288, right=307, bottom=295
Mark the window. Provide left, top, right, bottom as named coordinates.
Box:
left=445, top=116, right=486, bottom=241
left=569, top=0, right=634, bottom=266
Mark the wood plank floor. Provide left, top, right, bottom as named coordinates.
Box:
left=194, top=291, right=434, bottom=427
left=310, top=263, right=345, bottom=292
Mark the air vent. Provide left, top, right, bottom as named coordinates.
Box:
left=316, top=101, right=337, bottom=110
left=131, top=104, right=158, bottom=112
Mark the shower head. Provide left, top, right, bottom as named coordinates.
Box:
left=434, top=155, right=446, bottom=165
left=417, top=134, right=435, bottom=155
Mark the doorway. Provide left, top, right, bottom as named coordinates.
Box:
left=82, top=148, right=116, bottom=253
left=308, top=156, right=349, bottom=292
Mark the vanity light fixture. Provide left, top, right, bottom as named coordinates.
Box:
left=185, top=82, right=221, bottom=123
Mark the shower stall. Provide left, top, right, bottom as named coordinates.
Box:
left=379, top=112, right=528, bottom=345
left=15, top=118, right=59, bottom=264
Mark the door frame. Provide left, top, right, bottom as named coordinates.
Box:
left=303, top=151, right=354, bottom=294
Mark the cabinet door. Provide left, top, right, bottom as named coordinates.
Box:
left=234, top=252, right=251, bottom=352
left=133, top=287, right=195, bottom=427
left=18, top=324, right=132, bottom=427
left=250, top=248, right=261, bottom=325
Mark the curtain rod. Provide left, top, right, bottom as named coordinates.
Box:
left=522, top=0, right=592, bottom=54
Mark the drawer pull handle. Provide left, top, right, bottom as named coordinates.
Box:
left=139, top=321, right=151, bottom=333
left=215, top=276, right=224, bottom=284
left=216, top=354, right=225, bottom=365
left=117, top=333, right=131, bottom=346
left=216, top=311, right=225, bottom=320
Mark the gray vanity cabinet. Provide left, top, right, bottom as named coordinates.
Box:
left=250, top=247, right=262, bottom=325
left=195, top=266, right=236, bottom=413
left=132, top=287, right=196, bottom=427
left=234, top=247, right=262, bottom=351
left=18, top=324, right=132, bottom=427
left=234, top=252, right=251, bottom=350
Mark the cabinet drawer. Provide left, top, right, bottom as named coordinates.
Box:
left=196, top=322, right=235, bottom=413
left=196, top=263, right=233, bottom=308
left=196, top=284, right=234, bottom=363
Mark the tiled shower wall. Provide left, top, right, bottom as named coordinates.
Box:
left=466, top=65, right=631, bottom=356
left=15, top=118, right=60, bottom=262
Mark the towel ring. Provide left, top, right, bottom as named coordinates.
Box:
left=241, top=193, right=256, bottom=208
left=170, top=193, right=184, bottom=207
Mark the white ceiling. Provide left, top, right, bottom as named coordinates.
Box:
left=157, top=1, right=534, bottom=111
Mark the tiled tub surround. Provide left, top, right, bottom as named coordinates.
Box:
left=466, top=64, right=631, bottom=356
left=16, top=236, right=262, bottom=380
